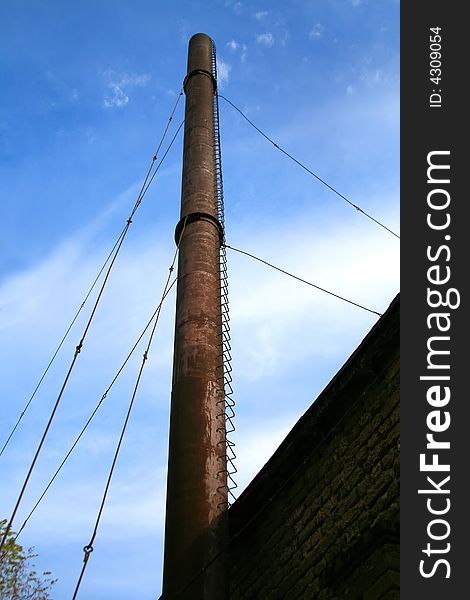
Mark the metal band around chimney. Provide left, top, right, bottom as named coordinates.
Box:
left=183, top=69, right=217, bottom=94
left=174, top=212, right=224, bottom=246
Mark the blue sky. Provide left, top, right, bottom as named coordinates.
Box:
left=1, top=1, right=399, bottom=598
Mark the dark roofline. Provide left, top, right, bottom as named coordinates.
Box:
left=229, top=293, right=400, bottom=533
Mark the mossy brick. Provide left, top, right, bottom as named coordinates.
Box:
left=371, top=448, right=395, bottom=475
left=380, top=590, right=400, bottom=600
left=363, top=569, right=399, bottom=600
left=302, top=527, right=323, bottom=555
left=229, top=297, right=399, bottom=600
left=293, top=574, right=320, bottom=599
left=298, top=578, right=321, bottom=600
left=297, top=513, right=321, bottom=548
left=279, top=565, right=304, bottom=593
left=318, top=588, right=336, bottom=600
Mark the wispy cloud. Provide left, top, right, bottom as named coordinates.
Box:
left=360, top=66, right=384, bottom=88
left=43, top=70, right=80, bottom=105
left=103, top=71, right=151, bottom=109
left=228, top=212, right=399, bottom=381
left=279, top=30, right=290, bottom=47
left=226, top=39, right=248, bottom=62
left=254, top=10, right=269, bottom=20
left=256, top=32, right=274, bottom=48
left=234, top=417, right=293, bottom=492
left=309, top=23, right=325, bottom=40
left=17, top=462, right=168, bottom=543
left=226, top=1, right=244, bottom=15
left=226, top=39, right=240, bottom=51
left=1, top=178, right=398, bottom=598
left=353, top=55, right=394, bottom=90
left=216, top=58, right=232, bottom=87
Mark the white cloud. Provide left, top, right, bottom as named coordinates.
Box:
left=17, top=463, right=168, bottom=542
left=104, top=84, right=129, bottom=108
left=234, top=417, right=293, bottom=493
left=226, top=39, right=240, bottom=51
left=103, top=72, right=151, bottom=109
left=361, top=67, right=384, bottom=87
left=227, top=212, right=399, bottom=382
left=254, top=10, right=269, bottom=20
left=309, top=23, right=325, bottom=40
left=256, top=32, right=274, bottom=48
left=1, top=179, right=398, bottom=599
left=178, top=20, right=190, bottom=45
left=280, top=30, right=290, bottom=46
left=231, top=1, right=243, bottom=15
left=216, top=58, right=231, bottom=87
left=353, top=53, right=394, bottom=90
left=226, top=39, right=247, bottom=62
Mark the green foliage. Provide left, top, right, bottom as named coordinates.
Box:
left=0, top=519, right=56, bottom=600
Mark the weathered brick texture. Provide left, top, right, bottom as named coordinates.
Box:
left=229, top=295, right=399, bottom=599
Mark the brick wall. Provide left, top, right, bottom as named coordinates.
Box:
left=228, top=295, right=399, bottom=599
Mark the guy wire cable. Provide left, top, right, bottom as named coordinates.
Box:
left=0, top=228, right=126, bottom=459
left=0, top=92, right=184, bottom=461
left=218, top=94, right=399, bottom=240
left=224, top=243, right=383, bottom=317
left=171, top=352, right=398, bottom=598
left=71, top=218, right=188, bottom=600
left=13, top=278, right=177, bottom=542
left=0, top=94, right=184, bottom=556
